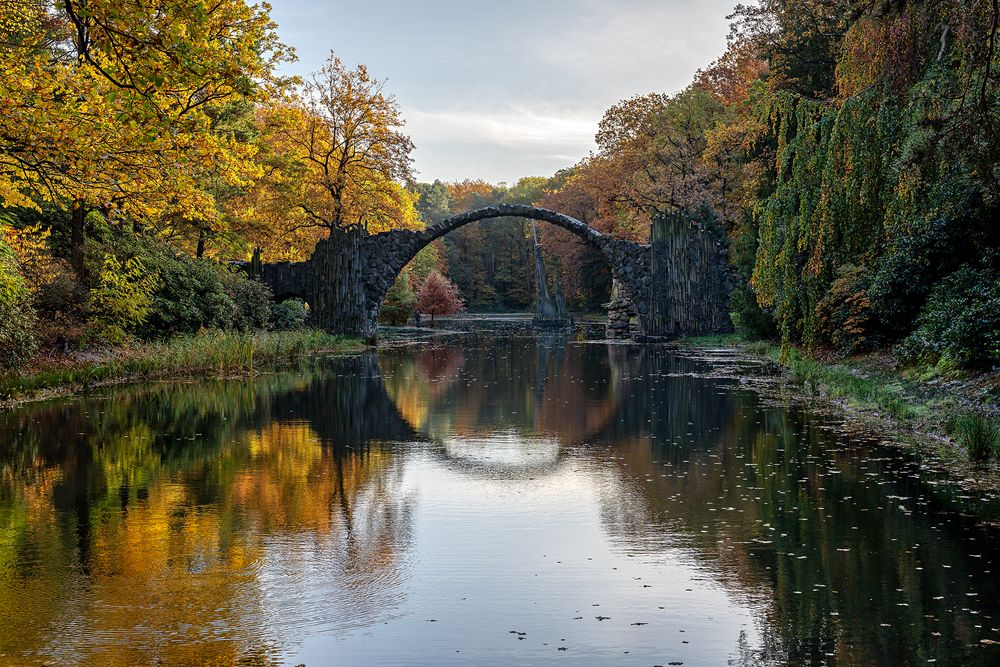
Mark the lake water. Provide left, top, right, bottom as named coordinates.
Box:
left=2, top=325, right=1000, bottom=666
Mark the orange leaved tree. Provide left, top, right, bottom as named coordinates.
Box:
left=416, top=271, right=463, bottom=327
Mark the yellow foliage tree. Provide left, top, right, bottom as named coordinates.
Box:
left=231, top=54, right=419, bottom=260
left=0, top=0, right=290, bottom=270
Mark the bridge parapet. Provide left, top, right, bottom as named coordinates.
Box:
left=261, top=261, right=313, bottom=303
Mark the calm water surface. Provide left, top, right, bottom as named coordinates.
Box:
left=2, top=327, right=1000, bottom=666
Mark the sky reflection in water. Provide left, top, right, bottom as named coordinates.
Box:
left=1, top=329, right=999, bottom=666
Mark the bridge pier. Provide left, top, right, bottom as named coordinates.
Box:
left=311, top=229, right=376, bottom=340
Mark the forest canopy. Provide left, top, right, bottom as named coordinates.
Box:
left=1, top=0, right=998, bottom=371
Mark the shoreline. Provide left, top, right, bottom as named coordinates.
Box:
left=676, top=333, right=1000, bottom=490
left=6, top=322, right=998, bottom=490
left=1, top=329, right=366, bottom=408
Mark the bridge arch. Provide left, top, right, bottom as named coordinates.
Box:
left=360, top=204, right=651, bottom=336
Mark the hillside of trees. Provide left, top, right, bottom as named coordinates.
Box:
left=1, top=0, right=998, bottom=373
left=414, top=0, right=1000, bottom=370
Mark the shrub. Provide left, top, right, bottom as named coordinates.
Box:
left=87, top=254, right=158, bottom=335
left=898, top=262, right=1000, bottom=369
left=225, top=273, right=273, bottom=332
left=0, top=237, right=37, bottom=368
left=87, top=234, right=279, bottom=338
left=79, top=321, right=131, bottom=349
left=865, top=224, right=943, bottom=339
left=35, top=311, right=87, bottom=351
left=729, top=285, right=776, bottom=341
left=34, top=259, right=83, bottom=318
left=815, top=265, right=879, bottom=355
left=381, top=270, right=417, bottom=325
left=271, top=298, right=309, bottom=331
left=140, top=250, right=236, bottom=337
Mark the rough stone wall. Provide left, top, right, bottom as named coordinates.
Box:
left=255, top=261, right=313, bottom=303
left=605, top=278, right=641, bottom=339
left=360, top=228, right=423, bottom=333
left=601, top=237, right=650, bottom=334
left=254, top=205, right=656, bottom=339
left=647, top=214, right=735, bottom=338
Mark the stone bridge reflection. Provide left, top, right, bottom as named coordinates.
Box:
left=257, top=334, right=743, bottom=481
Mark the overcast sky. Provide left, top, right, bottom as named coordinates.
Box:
left=270, top=0, right=737, bottom=184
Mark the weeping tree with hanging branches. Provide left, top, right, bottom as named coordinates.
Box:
left=722, top=0, right=1000, bottom=364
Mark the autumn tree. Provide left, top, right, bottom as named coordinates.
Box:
left=266, top=53, right=416, bottom=238
left=694, top=35, right=768, bottom=107
left=438, top=179, right=496, bottom=307
left=537, top=166, right=613, bottom=309
left=224, top=104, right=315, bottom=261
left=728, top=0, right=851, bottom=98
left=416, top=270, right=463, bottom=326
left=445, top=179, right=494, bottom=214
left=597, top=87, right=726, bottom=219
left=0, top=0, right=289, bottom=272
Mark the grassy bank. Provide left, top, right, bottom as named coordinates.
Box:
left=681, top=334, right=1000, bottom=463
left=1, top=329, right=365, bottom=402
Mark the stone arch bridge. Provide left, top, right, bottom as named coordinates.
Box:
left=251, top=204, right=733, bottom=340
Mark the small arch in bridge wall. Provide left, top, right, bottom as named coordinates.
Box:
left=253, top=261, right=314, bottom=306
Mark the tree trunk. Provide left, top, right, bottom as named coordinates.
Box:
left=71, top=198, right=86, bottom=277
left=196, top=228, right=206, bottom=259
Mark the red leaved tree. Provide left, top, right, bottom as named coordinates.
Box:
left=416, top=271, right=464, bottom=326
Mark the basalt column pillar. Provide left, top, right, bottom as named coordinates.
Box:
left=647, top=214, right=675, bottom=338
left=647, top=213, right=735, bottom=338
left=311, top=229, right=373, bottom=339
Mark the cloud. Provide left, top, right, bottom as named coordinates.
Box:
left=404, top=106, right=599, bottom=183
left=405, top=107, right=598, bottom=150
left=271, top=0, right=736, bottom=182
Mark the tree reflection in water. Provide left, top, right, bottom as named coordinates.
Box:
left=0, top=366, right=414, bottom=666
left=1, top=333, right=999, bottom=665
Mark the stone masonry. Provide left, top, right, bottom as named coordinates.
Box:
left=250, top=204, right=732, bottom=341
left=356, top=205, right=652, bottom=339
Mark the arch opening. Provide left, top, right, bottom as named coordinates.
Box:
left=362, top=205, right=651, bottom=336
